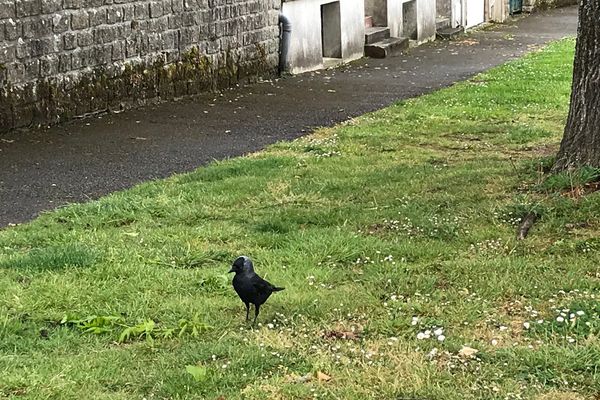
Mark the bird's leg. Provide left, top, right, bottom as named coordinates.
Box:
left=252, top=304, right=260, bottom=326
left=245, top=303, right=250, bottom=322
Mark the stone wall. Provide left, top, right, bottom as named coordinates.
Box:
left=0, top=0, right=281, bottom=133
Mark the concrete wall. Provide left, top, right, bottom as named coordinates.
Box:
left=282, top=0, right=364, bottom=74
left=385, top=0, right=435, bottom=42
left=387, top=0, right=403, bottom=37
left=0, top=0, right=281, bottom=133
left=465, top=0, right=485, bottom=28
left=488, top=0, right=509, bottom=22
left=416, top=0, right=436, bottom=41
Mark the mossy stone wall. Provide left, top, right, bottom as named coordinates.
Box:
left=0, top=0, right=281, bottom=132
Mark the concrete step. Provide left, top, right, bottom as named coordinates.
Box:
left=364, top=26, right=391, bottom=45
left=436, top=17, right=450, bottom=30
left=364, top=37, right=409, bottom=58
left=436, top=26, right=464, bottom=40
left=365, top=15, right=374, bottom=28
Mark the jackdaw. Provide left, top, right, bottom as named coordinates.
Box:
left=229, top=256, right=284, bottom=325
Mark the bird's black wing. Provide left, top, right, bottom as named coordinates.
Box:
left=251, top=275, right=276, bottom=294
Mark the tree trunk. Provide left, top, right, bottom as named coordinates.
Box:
left=553, top=0, right=600, bottom=171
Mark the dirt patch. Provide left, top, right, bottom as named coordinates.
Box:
left=535, top=391, right=586, bottom=400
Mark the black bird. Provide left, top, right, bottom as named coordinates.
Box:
left=229, top=256, right=284, bottom=325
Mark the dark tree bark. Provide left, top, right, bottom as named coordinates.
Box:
left=553, top=0, right=600, bottom=171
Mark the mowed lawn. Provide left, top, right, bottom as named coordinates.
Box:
left=1, top=38, right=599, bottom=400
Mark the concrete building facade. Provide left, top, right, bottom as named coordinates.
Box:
left=365, top=0, right=436, bottom=43
left=281, top=0, right=365, bottom=74
left=436, top=0, right=487, bottom=29
left=280, top=0, right=437, bottom=73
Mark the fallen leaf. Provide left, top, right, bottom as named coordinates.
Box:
left=317, top=371, right=332, bottom=382
left=285, top=373, right=312, bottom=383
left=458, top=346, right=479, bottom=358
left=323, top=330, right=358, bottom=340
left=185, top=365, right=208, bottom=382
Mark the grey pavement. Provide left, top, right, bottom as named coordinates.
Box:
left=0, top=6, right=578, bottom=228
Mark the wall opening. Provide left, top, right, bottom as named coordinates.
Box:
left=402, top=0, right=418, bottom=39
left=321, top=1, right=342, bottom=59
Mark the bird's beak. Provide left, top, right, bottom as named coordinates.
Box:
left=228, top=267, right=235, bottom=273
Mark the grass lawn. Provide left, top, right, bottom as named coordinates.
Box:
left=1, top=38, right=598, bottom=400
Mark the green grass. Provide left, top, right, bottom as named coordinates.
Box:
left=1, top=38, right=598, bottom=400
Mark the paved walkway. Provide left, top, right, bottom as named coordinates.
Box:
left=0, top=7, right=578, bottom=227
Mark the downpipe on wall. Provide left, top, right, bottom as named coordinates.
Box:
left=278, top=13, right=292, bottom=75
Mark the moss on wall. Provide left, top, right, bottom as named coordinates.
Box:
left=0, top=44, right=277, bottom=133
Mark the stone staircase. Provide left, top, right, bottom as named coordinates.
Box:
left=435, top=16, right=464, bottom=39
left=364, top=25, right=409, bottom=58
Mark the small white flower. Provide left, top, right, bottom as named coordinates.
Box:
left=437, top=335, right=446, bottom=342
left=537, top=319, right=544, bottom=324
left=267, top=323, right=274, bottom=329
left=427, top=348, right=438, bottom=359
left=567, top=337, right=576, bottom=343
left=491, top=339, right=498, bottom=346
left=416, top=332, right=426, bottom=340
left=433, top=328, right=443, bottom=336
left=499, top=326, right=508, bottom=331
left=576, top=310, right=585, bottom=316
left=523, top=322, right=530, bottom=329
left=556, top=316, right=565, bottom=323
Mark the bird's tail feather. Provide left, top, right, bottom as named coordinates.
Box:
left=273, top=287, right=285, bottom=292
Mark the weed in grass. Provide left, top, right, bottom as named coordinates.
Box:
left=60, top=314, right=211, bottom=344
left=185, top=364, right=208, bottom=382
left=539, top=167, right=600, bottom=196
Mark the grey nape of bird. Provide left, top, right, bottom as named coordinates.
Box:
left=229, top=256, right=284, bottom=325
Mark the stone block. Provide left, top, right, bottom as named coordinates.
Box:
left=53, top=14, right=70, bottom=33
left=22, top=15, right=53, bottom=38
left=40, top=54, right=59, bottom=77
left=0, top=44, right=16, bottom=63
left=24, top=59, right=40, bottom=80
left=16, top=0, right=42, bottom=18
left=58, top=53, right=72, bottom=72
left=63, top=0, right=83, bottom=9
left=77, top=31, right=93, bottom=46
left=89, top=9, right=106, bottom=26
left=94, top=25, right=116, bottom=43
left=42, top=0, right=62, bottom=14
left=112, top=40, right=126, bottom=60
left=149, top=1, right=164, bottom=18
left=71, top=10, right=89, bottom=30
left=107, top=7, right=124, bottom=24
left=0, top=0, right=16, bottom=19
left=122, top=4, right=135, bottom=20
left=63, top=32, right=77, bottom=50
left=134, top=3, right=149, bottom=19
